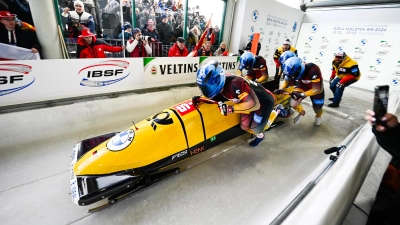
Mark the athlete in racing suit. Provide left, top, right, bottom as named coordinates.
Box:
left=195, top=60, right=285, bottom=147
left=237, top=52, right=269, bottom=83
left=273, top=39, right=298, bottom=81
left=274, top=57, right=325, bottom=126
left=328, top=51, right=361, bottom=108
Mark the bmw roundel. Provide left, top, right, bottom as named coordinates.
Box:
left=107, top=129, right=135, bottom=151
left=252, top=10, right=259, bottom=22
left=391, top=78, right=399, bottom=86
left=376, top=58, right=383, bottom=65
left=250, top=26, right=255, bottom=33
left=292, top=22, right=297, bottom=32
left=310, top=24, right=318, bottom=33
left=360, top=39, right=368, bottom=46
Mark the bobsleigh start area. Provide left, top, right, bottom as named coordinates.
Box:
left=70, top=79, right=294, bottom=212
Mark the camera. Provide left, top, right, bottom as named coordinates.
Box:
left=140, top=35, right=151, bottom=41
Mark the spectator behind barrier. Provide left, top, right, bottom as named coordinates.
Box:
left=156, top=14, right=173, bottom=45
left=119, top=22, right=132, bottom=40
left=0, top=11, right=41, bottom=55
left=244, top=34, right=261, bottom=56
left=213, top=25, right=220, bottom=45
left=62, top=0, right=95, bottom=38
left=77, top=29, right=125, bottom=58
left=197, top=41, right=213, bottom=56
left=168, top=37, right=188, bottom=57
left=126, top=28, right=152, bottom=57
left=214, top=42, right=228, bottom=56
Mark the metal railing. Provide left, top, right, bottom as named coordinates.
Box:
left=64, top=38, right=220, bottom=58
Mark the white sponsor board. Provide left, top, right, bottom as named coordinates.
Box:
left=142, top=57, right=199, bottom=85
left=199, top=56, right=240, bottom=74
left=297, top=23, right=400, bottom=91
left=232, top=0, right=304, bottom=76
left=0, top=58, right=144, bottom=107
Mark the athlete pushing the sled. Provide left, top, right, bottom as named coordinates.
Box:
left=195, top=60, right=286, bottom=147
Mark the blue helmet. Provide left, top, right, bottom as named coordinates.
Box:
left=239, top=52, right=256, bottom=71
left=196, top=60, right=226, bottom=99
left=282, top=57, right=305, bottom=80
left=279, top=51, right=296, bottom=65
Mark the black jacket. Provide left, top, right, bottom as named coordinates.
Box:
left=373, top=125, right=400, bottom=159
left=0, top=24, right=41, bottom=53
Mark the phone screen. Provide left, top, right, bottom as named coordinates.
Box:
left=373, top=85, right=389, bottom=125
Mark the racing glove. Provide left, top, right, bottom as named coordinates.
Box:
left=192, top=96, right=201, bottom=107
left=274, top=89, right=285, bottom=94
left=291, top=92, right=306, bottom=100
left=218, top=102, right=234, bottom=116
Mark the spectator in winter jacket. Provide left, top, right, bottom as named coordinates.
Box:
left=77, top=29, right=125, bottom=58
left=156, top=14, right=173, bottom=44
left=126, top=28, right=152, bottom=57
left=214, top=42, right=228, bottom=56
left=168, top=37, right=188, bottom=57
left=61, top=0, right=95, bottom=38
left=197, top=41, right=213, bottom=56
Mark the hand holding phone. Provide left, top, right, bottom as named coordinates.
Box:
left=373, top=85, right=389, bottom=126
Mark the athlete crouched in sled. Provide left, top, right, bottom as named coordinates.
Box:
left=196, top=60, right=285, bottom=147
left=274, top=57, right=325, bottom=126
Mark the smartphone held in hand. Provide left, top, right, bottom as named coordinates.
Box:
left=373, top=85, right=389, bottom=125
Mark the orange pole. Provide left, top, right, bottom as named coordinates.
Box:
left=250, top=32, right=260, bottom=55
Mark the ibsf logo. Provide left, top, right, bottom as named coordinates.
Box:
left=376, top=58, right=384, bottom=65
left=78, top=60, right=129, bottom=87
left=292, top=22, right=297, bottom=32
left=360, top=39, right=368, bottom=46
left=252, top=10, right=259, bottom=22
left=354, top=47, right=365, bottom=54
left=322, top=37, right=329, bottom=42
left=380, top=40, right=392, bottom=47
left=151, top=65, right=157, bottom=75
left=0, top=63, right=34, bottom=96
left=310, top=24, right=318, bottom=33
left=376, top=50, right=389, bottom=55
left=391, top=78, right=400, bottom=86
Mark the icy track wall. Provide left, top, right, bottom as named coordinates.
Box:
left=0, top=86, right=200, bottom=150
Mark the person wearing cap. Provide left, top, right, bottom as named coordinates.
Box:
left=62, top=0, right=95, bottom=38
left=77, top=29, right=125, bottom=58
left=126, top=28, right=152, bottom=57
left=0, top=11, right=41, bottom=55
left=156, top=14, right=173, bottom=45
left=168, top=37, right=188, bottom=57
left=273, top=39, right=298, bottom=81
left=118, top=22, right=132, bottom=39
left=328, top=52, right=361, bottom=108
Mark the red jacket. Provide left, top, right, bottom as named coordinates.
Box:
left=128, top=39, right=149, bottom=57
left=168, top=43, right=189, bottom=57
left=77, top=36, right=122, bottom=58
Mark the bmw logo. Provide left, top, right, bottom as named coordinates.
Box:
left=338, top=45, right=344, bottom=52
left=376, top=58, right=383, bottom=65
left=309, top=36, right=313, bottom=41
left=252, top=10, right=259, bottom=22
left=292, top=22, right=297, bottom=32
left=391, top=78, right=400, bottom=86
left=319, top=51, right=324, bottom=57
left=107, top=129, right=135, bottom=151
left=303, top=56, right=307, bottom=61
left=310, top=24, right=318, bottom=33
left=250, top=26, right=255, bottom=33
left=360, top=39, right=368, bottom=46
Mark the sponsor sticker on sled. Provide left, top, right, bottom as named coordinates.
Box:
left=70, top=144, right=80, bottom=203
left=173, top=100, right=196, bottom=116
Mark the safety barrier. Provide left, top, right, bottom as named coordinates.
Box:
left=269, top=91, right=400, bottom=225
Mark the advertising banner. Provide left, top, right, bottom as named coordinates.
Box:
left=142, top=57, right=199, bottom=85
left=0, top=58, right=144, bottom=107
left=297, top=23, right=400, bottom=91
left=199, top=56, right=240, bottom=74
left=239, top=0, right=304, bottom=76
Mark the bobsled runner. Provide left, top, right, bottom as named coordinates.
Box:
left=70, top=79, right=294, bottom=212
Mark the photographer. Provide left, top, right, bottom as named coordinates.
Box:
left=126, top=28, right=152, bottom=57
